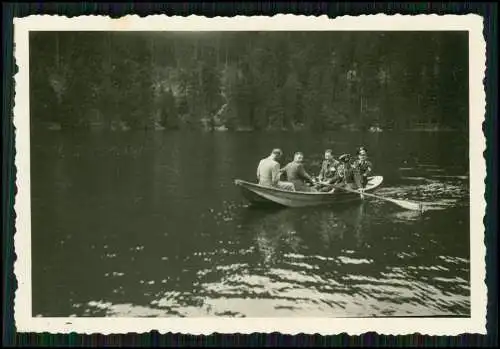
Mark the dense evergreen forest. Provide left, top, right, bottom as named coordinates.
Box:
left=29, top=31, right=468, bottom=132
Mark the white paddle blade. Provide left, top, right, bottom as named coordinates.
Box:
left=390, top=198, right=424, bottom=211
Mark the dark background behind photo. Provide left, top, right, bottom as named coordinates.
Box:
left=3, top=1, right=497, bottom=347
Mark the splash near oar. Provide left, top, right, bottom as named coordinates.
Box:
left=329, top=183, right=425, bottom=212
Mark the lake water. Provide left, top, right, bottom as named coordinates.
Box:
left=31, top=130, right=470, bottom=317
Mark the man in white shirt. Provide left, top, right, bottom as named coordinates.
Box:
left=257, top=149, right=295, bottom=191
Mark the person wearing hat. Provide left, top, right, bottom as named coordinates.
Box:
left=358, top=146, right=367, bottom=152
left=336, top=153, right=356, bottom=188
left=352, top=147, right=373, bottom=189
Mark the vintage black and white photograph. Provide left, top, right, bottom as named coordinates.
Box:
left=14, top=15, right=486, bottom=335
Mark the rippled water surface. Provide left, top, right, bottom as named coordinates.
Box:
left=32, top=130, right=470, bottom=317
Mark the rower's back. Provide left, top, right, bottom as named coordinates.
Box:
left=257, top=154, right=281, bottom=187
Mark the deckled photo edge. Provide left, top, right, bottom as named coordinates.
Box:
left=13, top=13, right=33, bottom=335
left=12, top=13, right=485, bottom=31
left=12, top=13, right=487, bottom=335
left=467, top=12, right=487, bottom=331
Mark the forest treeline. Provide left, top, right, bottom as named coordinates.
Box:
left=29, top=31, right=468, bottom=132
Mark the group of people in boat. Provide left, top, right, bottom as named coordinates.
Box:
left=256, top=147, right=372, bottom=193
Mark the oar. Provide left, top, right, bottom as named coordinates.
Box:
left=320, top=181, right=425, bottom=212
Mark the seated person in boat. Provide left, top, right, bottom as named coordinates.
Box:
left=315, top=149, right=341, bottom=192
left=281, top=152, right=317, bottom=192
left=256, top=148, right=295, bottom=191
left=352, top=147, right=373, bottom=189
left=336, top=153, right=356, bottom=188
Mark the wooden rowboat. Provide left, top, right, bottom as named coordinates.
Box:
left=234, top=176, right=384, bottom=208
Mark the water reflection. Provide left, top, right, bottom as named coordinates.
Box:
left=32, top=130, right=471, bottom=318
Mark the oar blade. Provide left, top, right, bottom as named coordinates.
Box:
left=331, top=183, right=425, bottom=212
left=390, top=198, right=424, bottom=211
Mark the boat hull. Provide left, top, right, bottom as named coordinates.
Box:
left=234, top=176, right=384, bottom=208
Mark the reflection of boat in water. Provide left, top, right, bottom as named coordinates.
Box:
left=234, top=176, right=384, bottom=208
left=235, top=199, right=370, bottom=268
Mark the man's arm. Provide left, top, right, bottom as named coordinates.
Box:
left=365, top=161, right=373, bottom=175
left=333, top=160, right=340, bottom=172
left=279, top=163, right=288, bottom=177
left=318, top=161, right=326, bottom=181
left=298, top=164, right=314, bottom=183
left=271, top=163, right=281, bottom=185
left=256, top=160, right=261, bottom=181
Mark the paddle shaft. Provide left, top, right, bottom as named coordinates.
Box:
left=333, top=186, right=379, bottom=200
left=323, top=182, right=423, bottom=211
left=316, top=181, right=367, bottom=195
left=318, top=180, right=390, bottom=200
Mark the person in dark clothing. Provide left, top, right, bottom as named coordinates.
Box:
left=337, top=153, right=356, bottom=188
left=352, top=147, right=373, bottom=189
left=281, top=152, right=316, bottom=192
left=316, top=149, right=341, bottom=192
left=318, top=149, right=340, bottom=182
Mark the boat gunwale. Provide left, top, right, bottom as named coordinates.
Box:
left=234, top=176, right=383, bottom=196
